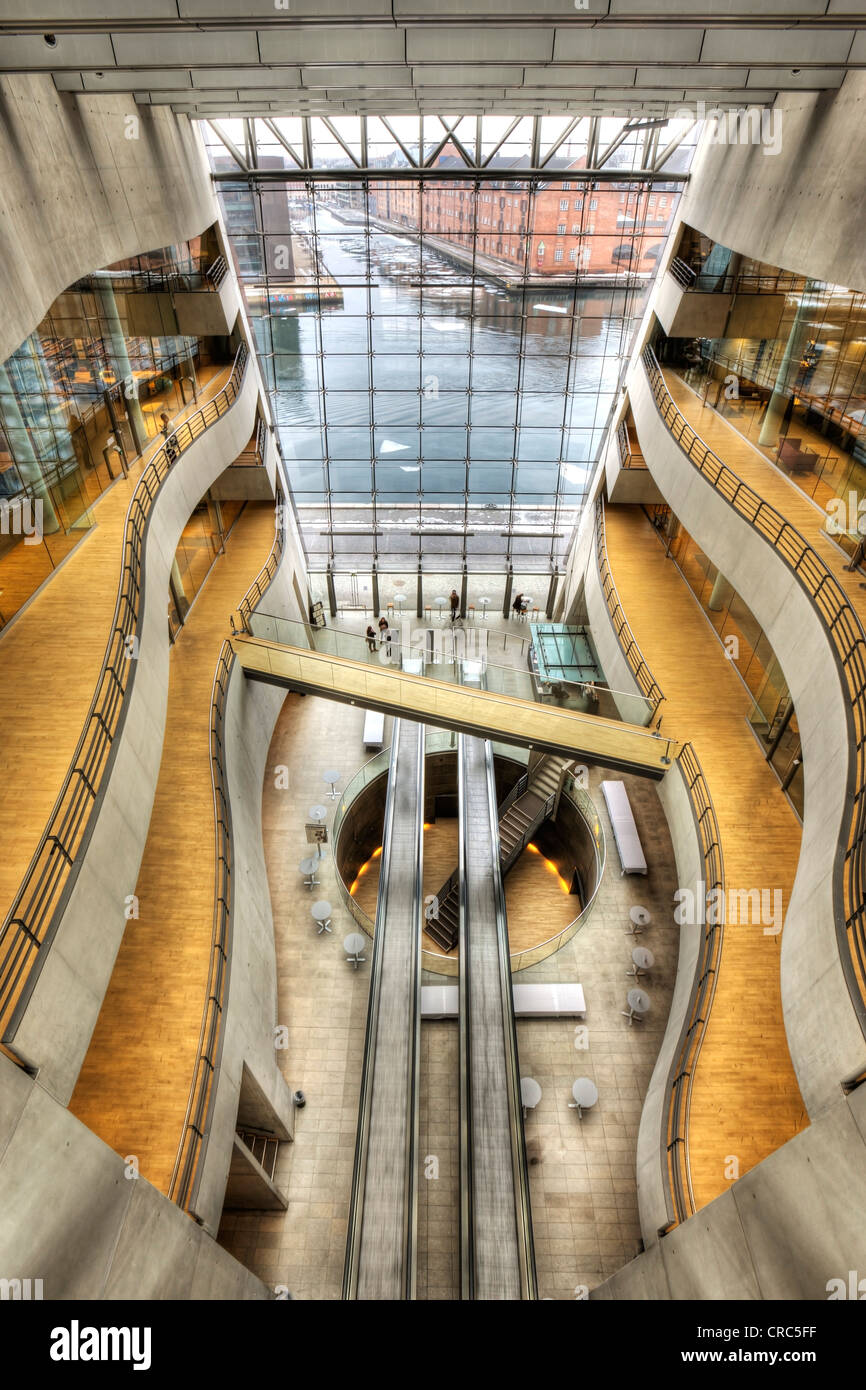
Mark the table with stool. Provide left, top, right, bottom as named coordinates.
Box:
left=299, top=856, right=321, bottom=890
left=312, top=900, right=333, bottom=935
left=323, top=769, right=341, bottom=801
left=622, top=987, right=651, bottom=1025
left=627, top=946, right=654, bottom=980
left=568, top=1077, right=598, bottom=1118
left=434, top=596, right=447, bottom=622
left=343, top=932, right=367, bottom=969
left=628, top=905, right=651, bottom=935
left=520, top=1077, right=542, bottom=1119
left=478, top=596, right=490, bottom=621
left=309, top=803, right=328, bottom=824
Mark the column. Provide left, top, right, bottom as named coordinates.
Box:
left=0, top=362, right=60, bottom=531
left=757, top=283, right=816, bottom=448
left=95, top=281, right=148, bottom=453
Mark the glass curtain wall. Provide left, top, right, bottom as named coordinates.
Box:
left=658, top=231, right=866, bottom=568
left=647, top=503, right=804, bottom=817
left=0, top=236, right=226, bottom=630
left=206, top=116, right=695, bottom=591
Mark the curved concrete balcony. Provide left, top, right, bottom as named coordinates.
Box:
left=627, top=348, right=866, bottom=1115
left=0, top=346, right=262, bottom=1102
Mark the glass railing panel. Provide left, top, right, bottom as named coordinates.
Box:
left=246, top=611, right=656, bottom=727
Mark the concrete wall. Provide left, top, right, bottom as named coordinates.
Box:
left=627, top=360, right=865, bottom=1113
left=679, top=71, right=866, bottom=292
left=0, top=1054, right=272, bottom=1300
left=603, top=427, right=666, bottom=507
left=0, top=74, right=218, bottom=361
left=11, top=361, right=263, bottom=1100
left=191, top=531, right=307, bottom=1235
left=595, top=1078, right=866, bottom=1301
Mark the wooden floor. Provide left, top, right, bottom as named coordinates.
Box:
left=666, top=369, right=866, bottom=630
left=604, top=502, right=808, bottom=1212
left=352, top=818, right=578, bottom=959
left=69, top=502, right=276, bottom=1197
left=0, top=364, right=230, bottom=930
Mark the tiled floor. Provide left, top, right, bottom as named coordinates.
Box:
left=217, top=681, right=679, bottom=1301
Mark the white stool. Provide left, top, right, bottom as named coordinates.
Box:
left=312, top=900, right=333, bottom=934
left=520, top=1077, right=542, bottom=1119
left=622, top=987, right=651, bottom=1025
left=568, top=1077, right=598, bottom=1118
left=343, top=932, right=367, bottom=969
left=628, top=905, right=651, bottom=935
left=323, top=769, right=341, bottom=800
left=299, top=856, right=320, bottom=890
left=627, top=946, right=655, bottom=980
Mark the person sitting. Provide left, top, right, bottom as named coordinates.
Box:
left=512, top=592, right=524, bottom=619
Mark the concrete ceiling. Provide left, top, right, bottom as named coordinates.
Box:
left=1, top=5, right=865, bottom=116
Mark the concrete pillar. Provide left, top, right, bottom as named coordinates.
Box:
left=95, top=281, right=148, bottom=453
left=758, top=284, right=815, bottom=448
left=708, top=569, right=734, bottom=612
left=0, top=363, right=60, bottom=531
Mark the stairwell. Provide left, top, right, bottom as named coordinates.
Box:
left=424, top=753, right=573, bottom=953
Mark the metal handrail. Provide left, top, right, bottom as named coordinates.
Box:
left=595, top=496, right=665, bottom=718
left=206, top=255, right=229, bottom=288
left=667, top=259, right=799, bottom=296
left=643, top=344, right=866, bottom=1038
left=0, top=342, right=249, bottom=1054
left=660, top=742, right=725, bottom=1230
left=237, top=498, right=285, bottom=632
left=170, top=640, right=236, bottom=1212
left=668, top=256, right=697, bottom=289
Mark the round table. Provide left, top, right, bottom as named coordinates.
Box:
left=309, top=804, right=328, bottom=824
left=343, top=932, right=367, bottom=969
left=478, top=596, right=490, bottom=621
left=393, top=593, right=406, bottom=610
left=628, top=946, right=655, bottom=979
left=629, top=905, right=651, bottom=934
left=434, top=596, right=447, bottom=622
left=323, top=769, right=341, bottom=800
left=623, top=987, right=651, bottom=1024
left=312, top=900, right=333, bottom=934
left=520, top=1077, right=542, bottom=1116
left=570, top=1077, right=598, bottom=1117
left=299, top=856, right=321, bottom=890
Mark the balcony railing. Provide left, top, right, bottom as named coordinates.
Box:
left=595, top=496, right=664, bottom=718
left=642, top=344, right=866, bottom=1042
left=662, top=742, right=725, bottom=1229
left=170, top=640, right=236, bottom=1214
left=0, top=343, right=249, bottom=1057
left=667, top=258, right=799, bottom=295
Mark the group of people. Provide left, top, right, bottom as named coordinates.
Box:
left=366, top=616, right=394, bottom=654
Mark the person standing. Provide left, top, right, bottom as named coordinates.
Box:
left=159, top=411, right=171, bottom=438
left=512, top=592, right=524, bottom=620
left=365, top=624, right=377, bottom=653
left=449, top=588, right=460, bottom=622
left=378, top=615, right=389, bottom=646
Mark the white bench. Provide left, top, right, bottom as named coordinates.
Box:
left=362, top=708, right=385, bottom=750
left=512, top=983, right=586, bottom=1018
left=421, top=982, right=586, bottom=1019
left=600, top=779, right=647, bottom=876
